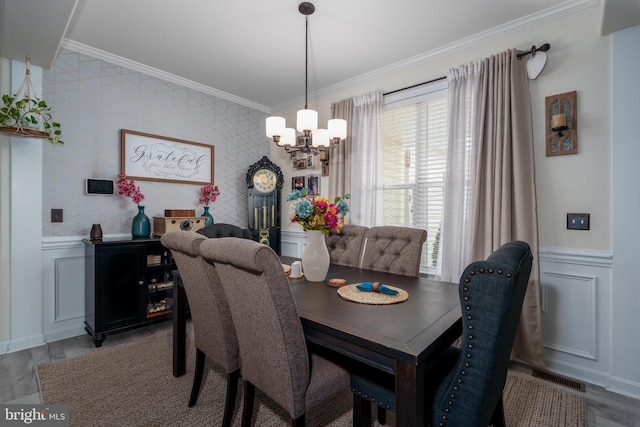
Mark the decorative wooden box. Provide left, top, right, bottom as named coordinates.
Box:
left=153, top=217, right=206, bottom=236
left=164, top=209, right=196, bottom=217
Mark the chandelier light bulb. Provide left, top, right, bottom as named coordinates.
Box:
left=266, top=116, right=286, bottom=138
left=281, top=128, right=296, bottom=146
left=328, top=119, right=347, bottom=140
left=296, top=109, right=318, bottom=134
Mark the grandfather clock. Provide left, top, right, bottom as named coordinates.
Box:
left=246, top=156, right=284, bottom=254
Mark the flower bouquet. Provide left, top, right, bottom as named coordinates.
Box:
left=286, top=188, right=350, bottom=234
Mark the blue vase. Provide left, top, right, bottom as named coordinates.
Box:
left=202, top=206, right=214, bottom=226
left=132, top=205, right=151, bottom=238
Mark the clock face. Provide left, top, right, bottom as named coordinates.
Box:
left=253, top=168, right=277, bottom=193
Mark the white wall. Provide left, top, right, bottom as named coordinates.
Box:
left=2, top=60, right=46, bottom=351
left=0, top=50, right=271, bottom=352
left=275, top=5, right=640, bottom=398
left=271, top=6, right=612, bottom=252
left=611, top=24, right=640, bottom=398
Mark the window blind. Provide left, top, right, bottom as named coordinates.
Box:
left=382, top=81, right=448, bottom=273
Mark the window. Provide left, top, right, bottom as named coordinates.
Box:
left=382, top=80, right=448, bottom=274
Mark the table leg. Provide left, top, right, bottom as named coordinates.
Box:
left=395, top=360, right=425, bottom=426
left=173, top=271, right=187, bottom=377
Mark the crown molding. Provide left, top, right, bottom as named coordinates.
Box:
left=59, top=39, right=271, bottom=114
left=272, top=0, right=599, bottom=112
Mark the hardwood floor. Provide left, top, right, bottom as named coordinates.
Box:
left=2, top=320, right=639, bottom=426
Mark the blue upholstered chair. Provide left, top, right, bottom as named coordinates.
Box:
left=351, top=240, right=533, bottom=427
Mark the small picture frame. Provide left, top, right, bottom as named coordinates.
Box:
left=295, top=158, right=307, bottom=169
left=321, top=162, right=329, bottom=177
left=292, top=176, right=305, bottom=190
left=306, top=155, right=314, bottom=168
left=296, top=135, right=306, bottom=147
left=307, top=174, right=320, bottom=198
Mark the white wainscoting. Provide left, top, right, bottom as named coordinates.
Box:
left=538, top=246, right=614, bottom=389
left=36, top=233, right=637, bottom=397
left=281, top=229, right=307, bottom=257
left=41, top=237, right=87, bottom=343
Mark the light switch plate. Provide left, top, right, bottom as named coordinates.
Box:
left=567, top=213, right=589, bottom=230
left=51, top=209, right=63, bottom=223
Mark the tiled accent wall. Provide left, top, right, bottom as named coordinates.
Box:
left=41, top=49, right=268, bottom=237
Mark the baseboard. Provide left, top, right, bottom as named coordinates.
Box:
left=607, top=375, right=640, bottom=400
left=543, top=357, right=611, bottom=389
left=6, top=333, right=45, bottom=354
left=44, top=325, right=86, bottom=344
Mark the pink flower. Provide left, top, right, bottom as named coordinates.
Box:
left=198, top=184, right=220, bottom=206
left=117, top=173, right=145, bottom=205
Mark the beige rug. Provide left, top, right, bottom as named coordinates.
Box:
left=36, top=330, right=585, bottom=426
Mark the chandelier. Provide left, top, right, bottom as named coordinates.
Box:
left=265, top=2, right=347, bottom=155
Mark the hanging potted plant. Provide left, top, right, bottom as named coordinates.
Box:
left=0, top=57, right=64, bottom=145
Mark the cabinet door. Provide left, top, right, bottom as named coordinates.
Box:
left=96, top=244, right=145, bottom=331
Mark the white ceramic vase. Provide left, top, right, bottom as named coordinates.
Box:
left=301, top=230, right=330, bottom=282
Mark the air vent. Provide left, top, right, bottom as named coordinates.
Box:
left=532, top=369, right=585, bottom=392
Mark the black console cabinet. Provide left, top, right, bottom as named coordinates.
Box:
left=84, top=237, right=175, bottom=347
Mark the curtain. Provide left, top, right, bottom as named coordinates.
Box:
left=438, top=61, right=483, bottom=283
left=439, top=50, right=544, bottom=368
left=331, top=92, right=383, bottom=226
left=329, top=98, right=354, bottom=214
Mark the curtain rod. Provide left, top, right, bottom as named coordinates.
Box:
left=383, top=76, right=446, bottom=96
left=517, top=43, right=550, bottom=59
left=384, top=42, right=549, bottom=95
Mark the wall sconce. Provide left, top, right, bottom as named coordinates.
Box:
left=319, top=151, right=329, bottom=165
left=545, top=90, right=577, bottom=156
left=551, top=113, right=568, bottom=137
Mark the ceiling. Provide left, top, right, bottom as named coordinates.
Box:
left=1, top=0, right=639, bottom=113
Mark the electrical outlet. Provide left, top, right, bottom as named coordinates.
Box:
left=51, top=209, right=63, bottom=223
left=567, top=213, right=589, bottom=230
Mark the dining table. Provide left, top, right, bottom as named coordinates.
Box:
left=172, top=257, right=462, bottom=426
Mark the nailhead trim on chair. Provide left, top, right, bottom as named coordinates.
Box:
left=439, top=267, right=486, bottom=426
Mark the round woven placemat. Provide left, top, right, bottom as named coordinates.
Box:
left=337, top=283, right=408, bottom=305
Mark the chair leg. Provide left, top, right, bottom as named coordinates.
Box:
left=490, top=396, right=506, bottom=427
left=222, top=370, right=240, bottom=427
left=241, top=380, right=255, bottom=427
left=188, top=348, right=206, bottom=407
left=377, top=407, right=387, bottom=425
left=352, top=394, right=373, bottom=427
left=292, top=414, right=305, bottom=427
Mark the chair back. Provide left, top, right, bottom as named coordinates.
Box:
left=197, top=223, right=253, bottom=240
left=325, top=224, right=369, bottom=267
left=199, top=237, right=310, bottom=419
left=430, top=240, right=533, bottom=426
left=160, top=231, right=239, bottom=373
left=360, top=225, right=427, bottom=276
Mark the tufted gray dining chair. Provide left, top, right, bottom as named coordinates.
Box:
left=199, top=237, right=351, bottom=427
left=197, top=223, right=254, bottom=240
left=160, top=231, right=240, bottom=427
left=351, top=240, right=533, bottom=427
left=325, top=224, right=369, bottom=267
left=360, top=225, right=427, bottom=277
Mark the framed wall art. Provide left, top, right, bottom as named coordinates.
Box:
left=307, top=174, right=320, bottom=198
left=121, top=129, right=214, bottom=184
left=292, top=176, right=305, bottom=190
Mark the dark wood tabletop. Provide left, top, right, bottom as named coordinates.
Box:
left=173, top=257, right=462, bottom=426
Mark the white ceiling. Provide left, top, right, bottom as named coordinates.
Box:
left=1, top=0, right=638, bottom=112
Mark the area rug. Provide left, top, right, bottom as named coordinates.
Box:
left=36, top=330, right=585, bottom=426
